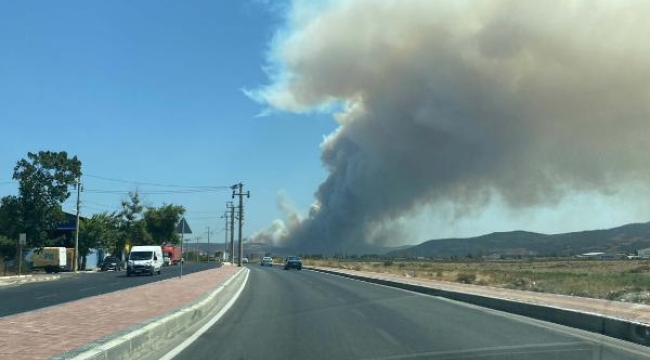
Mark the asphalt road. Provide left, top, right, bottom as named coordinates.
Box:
left=0, top=262, right=217, bottom=317
left=173, top=265, right=650, bottom=360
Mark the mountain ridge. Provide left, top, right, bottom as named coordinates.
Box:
left=387, top=222, right=650, bottom=258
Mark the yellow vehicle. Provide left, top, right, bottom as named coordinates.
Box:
left=32, top=247, right=67, bottom=273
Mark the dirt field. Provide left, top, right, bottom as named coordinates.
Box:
left=304, top=258, right=650, bottom=304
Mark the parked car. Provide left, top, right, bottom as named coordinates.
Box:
left=284, top=256, right=302, bottom=270
left=101, top=256, right=121, bottom=272
left=261, top=256, right=273, bottom=266
left=242, top=257, right=249, bottom=264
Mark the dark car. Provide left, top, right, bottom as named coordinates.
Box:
left=284, top=256, right=302, bottom=270
left=101, top=256, right=121, bottom=272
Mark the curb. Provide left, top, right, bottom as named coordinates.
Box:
left=308, top=267, right=650, bottom=347
left=51, top=267, right=249, bottom=360
left=0, top=274, right=60, bottom=286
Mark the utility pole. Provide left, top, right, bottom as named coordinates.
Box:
left=232, top=183, right=250, bottom=267
left=195, top=237, right=200, bottom=263
left=74, top=177, right=82, bottom=272
left=227, top=201, right=235, bottom=264
left=206, top=227, right=210, bottom=262
left=221, top=210, right=229, bottom=262
left=205, top=226, right=214, bottom=262
left=180, top=220, right=185, bottom=278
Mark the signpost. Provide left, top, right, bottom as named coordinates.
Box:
left=175, top=217, right=192, bottom=279
left=18, top=233, right=26, bottom=275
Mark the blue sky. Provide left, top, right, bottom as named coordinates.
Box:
left=0, top=0, right=335, bottom=244
left=4, top=1, right=650, bottom=251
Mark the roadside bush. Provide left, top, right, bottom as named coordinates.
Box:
left=456, top=272, right=476, bottom=284
left=627, top=264, right=650, bottom=274
left=383, top=260, right=394, bottom=267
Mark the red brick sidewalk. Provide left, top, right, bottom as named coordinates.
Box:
left=0, top=266, right=240, bottom=360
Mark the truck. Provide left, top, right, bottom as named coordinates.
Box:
left=161, top=245, right=183, bottom=265
left=32, top=247, right=67, bottom=273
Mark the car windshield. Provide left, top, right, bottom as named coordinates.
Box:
left=104, top=258, right=117, bottom=262
left=129, top=252, right=153, bottom=261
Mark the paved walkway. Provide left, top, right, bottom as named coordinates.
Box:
left=0, top=266, right=240, bottom=360
left=314, top=267, right=650, bottom=325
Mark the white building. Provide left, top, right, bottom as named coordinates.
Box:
left=637, top=247, right=650, bottom=259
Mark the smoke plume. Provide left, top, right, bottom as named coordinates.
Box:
left=249, top=0, right=650, bottom=253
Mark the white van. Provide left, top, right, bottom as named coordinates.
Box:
left=127, top=246, right=163, bottom=276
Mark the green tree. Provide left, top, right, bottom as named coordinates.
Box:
left=143, top=204, right=185, bottom=245
left=115, top=191, right=154, bottom=255
left=0, top=196, right=22, bottom=257
left=0, top=234, right=15, bottom=260
left=2, top=151, right=81, bottom=248
left=80, top=212, right=120, bottom=256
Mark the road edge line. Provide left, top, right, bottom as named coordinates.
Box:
left=159, top=267, right=250, bottom=360
left=56, top=267, right=248, bottom=360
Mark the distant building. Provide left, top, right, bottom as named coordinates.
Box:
left=638, top=248, right=650, bottom=258
left=576, top=252, right=620, bottom=260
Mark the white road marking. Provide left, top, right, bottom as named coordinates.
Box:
left=375, top=328, right=400, bottom=347
left=350, top=308, right=366, bottom=319
left=35, top=294, right=57, bottom=300
left=159, top=268, right=250, bottom=360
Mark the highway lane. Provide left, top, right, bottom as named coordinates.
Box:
left=173, top=265, right=650, bottom=360
left=0, top=262, right=217, bottom=317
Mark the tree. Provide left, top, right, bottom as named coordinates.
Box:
left=115, top=191, right=146, bottom=259
left=80, top=212, right=120, bottom=256
left=0, top=235, right=15, bottom=260
left=112, top=191, right=186, bottom=257
left=0, top=196, right=23, bottom=257
left=2, top=151, right=81, bottom=248
left=143, top=204, right=185, bottom=245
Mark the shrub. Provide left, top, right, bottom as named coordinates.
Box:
left=456, top=272, right=476, bottom=284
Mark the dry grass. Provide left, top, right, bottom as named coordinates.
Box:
left=303, top=259, right=650, bottom=304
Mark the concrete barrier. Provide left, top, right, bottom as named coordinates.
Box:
left=309, top=267, right=650, bottom=347
left=51, top=267, right=249, bottom=360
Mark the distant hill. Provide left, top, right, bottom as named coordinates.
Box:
left=386, top=222, right=650, bottom=258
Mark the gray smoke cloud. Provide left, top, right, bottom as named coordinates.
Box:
left=249, top=0, right=650, bottom=253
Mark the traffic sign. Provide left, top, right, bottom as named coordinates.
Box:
left=175, top=217, right=192, bottom=234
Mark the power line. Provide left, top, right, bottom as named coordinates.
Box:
left=83, top=200, right=118, bottom=208
left=185, top=216, right=223, bottom=220
left=85, top=174, right=231, bottom=190
left=84, top=188, right=226, bottom=195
